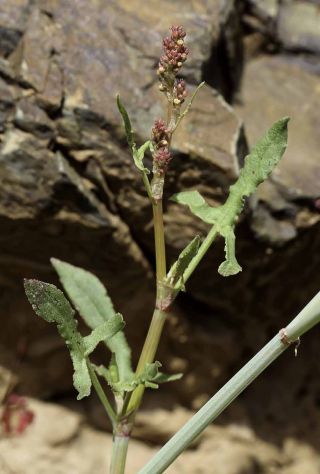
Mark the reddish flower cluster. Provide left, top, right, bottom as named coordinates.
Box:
left=157, top=26, right=189, bottom=92
left=1, top=394, right=34, bottom=435
left=152, top=119, right=172, bottom=174
left=152, top=26, right=189, bottom=176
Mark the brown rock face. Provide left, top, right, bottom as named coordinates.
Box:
left=278, top=1, right=320, bottom=54
left=0, top=0, right=245, bottom=396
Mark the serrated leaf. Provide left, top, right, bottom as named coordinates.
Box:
left=167, top=235, right=201, bottom=288
left=172, top=117, right=289, bottom=277
left=116, top=94, right=135, bottom=150
left=24, top=279, right=91, bottom=400
left=83, top=314, right=124, bottom=356
left=51, top=259, right=133, bottom=382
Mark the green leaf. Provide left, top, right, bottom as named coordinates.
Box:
left=94, top=360, right=182, bottom=394
left=172, top=117, right=289, bottom=277
left=138, top=362, right=182, bottom=389
left=92, top=363, right=114, bottom=386
left=51, top=259, right=133, bottom=382
left=134, top=140, right=151, bottom=174
left=218, top=228, right=242, bottom=277
left=24, top=279, right=91, bottom=400
left=167, top=235, right=201, bottom=288
left=153, top=372, right=183, bottom=384
left=117, top=95, right=150, bottom=173
left=116, top=94, right=135, bottom=150
left=171, top=190, right=218, bottom=224
left=83, top=314, right=124, bottom=356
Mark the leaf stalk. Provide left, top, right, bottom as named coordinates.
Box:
left=87, top=362, right=117, bottom=426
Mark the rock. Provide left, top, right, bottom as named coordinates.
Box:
left=0, top=79, right=16, bottom=131
left=0, top=398, right=318, bottom=474
left=247, top=0, right=279, bottom=22
left=235, top=54, right=320, bottom=240
left=278, top=1, right=320, bottom=54
left=0, top=0, right=29, bottom=57
left=0, top=398, right=156, bottom=473
left=282, top=439, right=320, bottom=474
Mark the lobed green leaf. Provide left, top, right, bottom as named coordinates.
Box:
left=172, top=117, right=289, bottom=277
left=24, top=279, right=91, bottom=399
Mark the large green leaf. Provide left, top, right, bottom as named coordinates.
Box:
left=51, top=259, right=133, bottom=382
left=24, top=279, right=122, bottom=400
left=172, top=117, right=289, bottom=276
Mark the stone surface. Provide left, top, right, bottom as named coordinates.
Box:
left=235, top=54, right=320, bottom=241
left=0, top=0, right=29, bottom=57
left=278, top=1, right=320, bottom=54
left=0, top=398, right=319, bottom=474
left=247, top=0, right=279, bottom=22
left=0, top=398, right=155, bottom=473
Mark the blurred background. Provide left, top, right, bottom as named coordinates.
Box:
left=0, top=0, right=320, bottom=472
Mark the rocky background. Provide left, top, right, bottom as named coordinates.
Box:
left=0, top=0, right=320, bottom=472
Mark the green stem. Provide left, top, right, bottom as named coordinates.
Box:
left=126, top=197, right=167, bottom=415
left=139, top=291, right=320, bottom=474
left=126, top=308, right=166, bottom=414
left=152, top=200, right=166, bottom=285
left=110, top=434, right=130, bottom=474
left=87, top=362, right=117, bottom=426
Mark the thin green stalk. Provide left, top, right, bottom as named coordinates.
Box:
left=126, top=308, right=166, bottom=414
left=87, top=362, right=117, bottom=426
left=139, top=291, right=320, bottom=474
left=110, top=434, right=130, bottom=474
left=142, top=172, right=153, bottom=201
